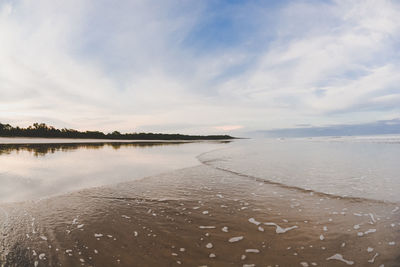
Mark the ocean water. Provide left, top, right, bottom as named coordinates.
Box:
left=199, top=136, right=400, bottom=203
left=1, top=136, right=399, bottom=204
left=0, top=139, right=229, bottom=203
left=1, top=136, right=399, bottom=266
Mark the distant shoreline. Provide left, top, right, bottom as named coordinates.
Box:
left=0, top=137, right=233, bottom=146
left=0, top=122, right=235, bottom=141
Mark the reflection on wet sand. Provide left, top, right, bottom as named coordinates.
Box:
left=0, top=141, right=230, bottom=204
left=0, top=142, right=197, bottom=157
left=1, top=165, right=399, bottom=266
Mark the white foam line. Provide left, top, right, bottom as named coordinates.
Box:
left=369, top=213, right=376, bottom=223
left=368, top=253, right=379, bottom=263
left=245, top=249, right=259, bottom=253
left=229, top=236, right=244, bottom=243
left=264, top=222, right=298, bottom=234
left=248, top=218, right=261, bottom=226
left=364, top=229, right=376, bottom=235
left=326, top=254, right=354, bottom=265
left=199, top=226, right=216, bottom=229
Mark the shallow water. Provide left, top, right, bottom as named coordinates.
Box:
left=0, top=136, right=399, bottom=266
left=0, top=139, right=229, bottom=203
left=199, top=136, right=400, bottom=203
left=1, top=165, right=399, bottom=266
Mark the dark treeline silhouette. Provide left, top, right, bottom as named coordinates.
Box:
left=0, top=122, right=234, bottom=140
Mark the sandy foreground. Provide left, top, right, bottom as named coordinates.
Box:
left=0, top=164, right=399, bottom=267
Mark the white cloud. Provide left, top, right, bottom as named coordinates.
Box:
left=0, top=0, right=399, bottom=134
left=215, top=0, right=400, bottom=128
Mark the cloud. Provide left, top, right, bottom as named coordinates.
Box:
left=216, top=0, right=400, bottom=127
left=214, top=125, right=243, bottom=131
left=0, top=0, right=399, bottom=134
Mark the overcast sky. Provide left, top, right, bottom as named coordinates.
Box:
left=1, top=0, right=400, bottom=134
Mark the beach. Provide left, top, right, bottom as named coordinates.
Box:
left=1, top=163, right=399, bottom=266
left=3, top=1, right=400, bottom=265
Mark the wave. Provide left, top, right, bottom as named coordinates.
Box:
left=197, top=139, right=400, bottom=204
left=200, top=159, right=397, bottom=205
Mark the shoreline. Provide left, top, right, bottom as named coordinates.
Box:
left=1, top=164, right=399, bottom=266
left=0, top=140, right=230, bottom=204
left=0, top=137, right=233, bottom=145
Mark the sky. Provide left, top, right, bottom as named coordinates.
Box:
left=1, top=0, right=400, bottom=135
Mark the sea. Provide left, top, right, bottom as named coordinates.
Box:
left=1, top=135, right=399, bottom=203
left=1, top=136, right=399, bottom=266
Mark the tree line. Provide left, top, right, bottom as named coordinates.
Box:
left=0, top=122, right=234, bottom=140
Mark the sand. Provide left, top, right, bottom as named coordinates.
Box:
left=1, top=165, right=399, bottom=266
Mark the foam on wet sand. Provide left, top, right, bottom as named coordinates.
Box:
left=0, top=165, right=399, bottom=266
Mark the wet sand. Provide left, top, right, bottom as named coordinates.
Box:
left=1, top=165, right=400, bottom=266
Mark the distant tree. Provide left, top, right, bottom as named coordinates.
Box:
left=0, top=122, right=234, bottom=140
